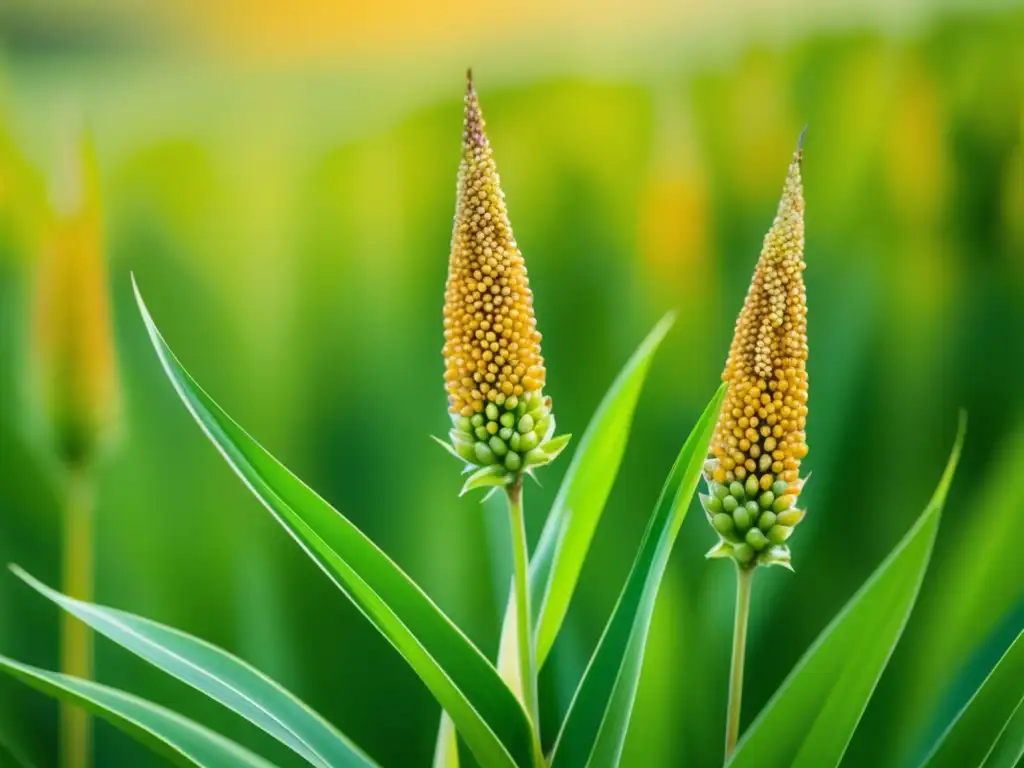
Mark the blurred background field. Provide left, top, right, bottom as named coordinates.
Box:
left=0, top=1, right=1022, bottom=766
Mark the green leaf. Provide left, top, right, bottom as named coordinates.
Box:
left=898, top=419, right=1024, bottom=752
left=728, top=415, right=966, bottom=768
left=920, top=629, right=1024, bottom=768
left=535, top=313, right=676, bottom=669
left=0, top=656, right=275, bottom=768
left=983, top=697, right=1024, bottom=768
left=437, top=316, right=676, bottom=768
left=133, top=280, right=538, bottom=768
left=549, top=383, right=727, bottom=768
left=10, top=566, right=379, bottom=768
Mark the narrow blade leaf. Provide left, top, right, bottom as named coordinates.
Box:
left=134, top=280, right=536, bottom=768
left=0, top=656, right=275, bottom=768
left=728, top=415, right=966, bottom=768
left=11, top=566, right=379, bottom=768
left=899, top=419, right=1024, bottom=753
left=920, top=629, right=1024, bottom=768
left=982, top=697, right=1024, bottom=768
left=493, top=314, right=678, bottom=701
left=532, top=313, right=676, bottom=666
left=549, top=383, right=727, bottom=768
left=423, top=316, right=675, bottom=768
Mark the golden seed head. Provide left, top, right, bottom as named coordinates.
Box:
left=712, top=138, right=808, bottom=496
left=442, top=71, right=545, bottom=417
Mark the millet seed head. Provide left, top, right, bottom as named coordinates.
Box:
left=437, top=72, right=569, bottom=494
left=703, top=132, right=809, bottom=569
left=442, top=70, right=545, bottom=418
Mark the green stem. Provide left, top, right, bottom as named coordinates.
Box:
left=725, top=565, right=754, bottom=762
left=506, top=478, right=540, bottom=731
left=61, top=466, right=94, bottom=768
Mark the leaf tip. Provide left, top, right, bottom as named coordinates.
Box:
left=8, top=566, right=56, bottom=601
left=654, top=310, right=677, bottom=336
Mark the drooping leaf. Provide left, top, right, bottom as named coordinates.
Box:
left=134, top=280, right=538, bottom=768
left=727, top=415, right=966, bottom=768
left=437, top=315, right=675, bottom=768
left=11, top=566, right=379, bottom=768
left=0, top=657, right=275, bottom=768
left=920, top=629, right=1024, bottom=768
left=549, top=383, right=727, bottom=768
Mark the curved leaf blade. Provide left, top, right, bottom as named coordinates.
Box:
left=921, top=629, right=1024, bottom=768
left=550, top=383, right=727, bottom=768
left=728, top=415, right=966, bottom=768
left=0, top=656, right=275, bottom=768
left=133, top=280, right=537, bottom=768
left=11, top=566, right=378, bottom=768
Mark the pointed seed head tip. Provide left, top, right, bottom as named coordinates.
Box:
left=796, top=124, right=808, bottom=154
left=462, top=75, right=486, bottom=150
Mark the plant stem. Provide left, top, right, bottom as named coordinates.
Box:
left=506, top=478, right=540, bottom=730
left=61, top=466, right=94, bottom=768
left=725, top=565, right=754, bottom=762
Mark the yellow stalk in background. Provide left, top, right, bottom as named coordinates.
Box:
left=29, top=129, right=119, bottom=768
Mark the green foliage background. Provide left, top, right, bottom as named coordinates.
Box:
left=0, top=4, right=1022, bottom=766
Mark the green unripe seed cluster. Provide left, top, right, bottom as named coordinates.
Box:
left=450, top=390, right=551, bottom=472
left=701, top=460, right=806, bottom=569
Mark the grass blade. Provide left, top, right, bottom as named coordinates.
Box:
left=982, top=697, right=1024, bottom=768
left=728, top=415, right=966, bottom=768
left=134, top=279, right=537, bottom=768
left=899, top=420, right=1024, bottom=755
left=0, top=657, right=276, bottom=768
left=549, top=383, right=727, bottom=768
left=531, top=313, right=676, bottom=666
left=920, top=629, right=1024, bottom=768
left=491, top=315, right=676, bottom=702
left=11, top=566, right=379, bottom=768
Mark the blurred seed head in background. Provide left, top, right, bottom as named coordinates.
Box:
left=28, top=128, right=119, bottom=471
